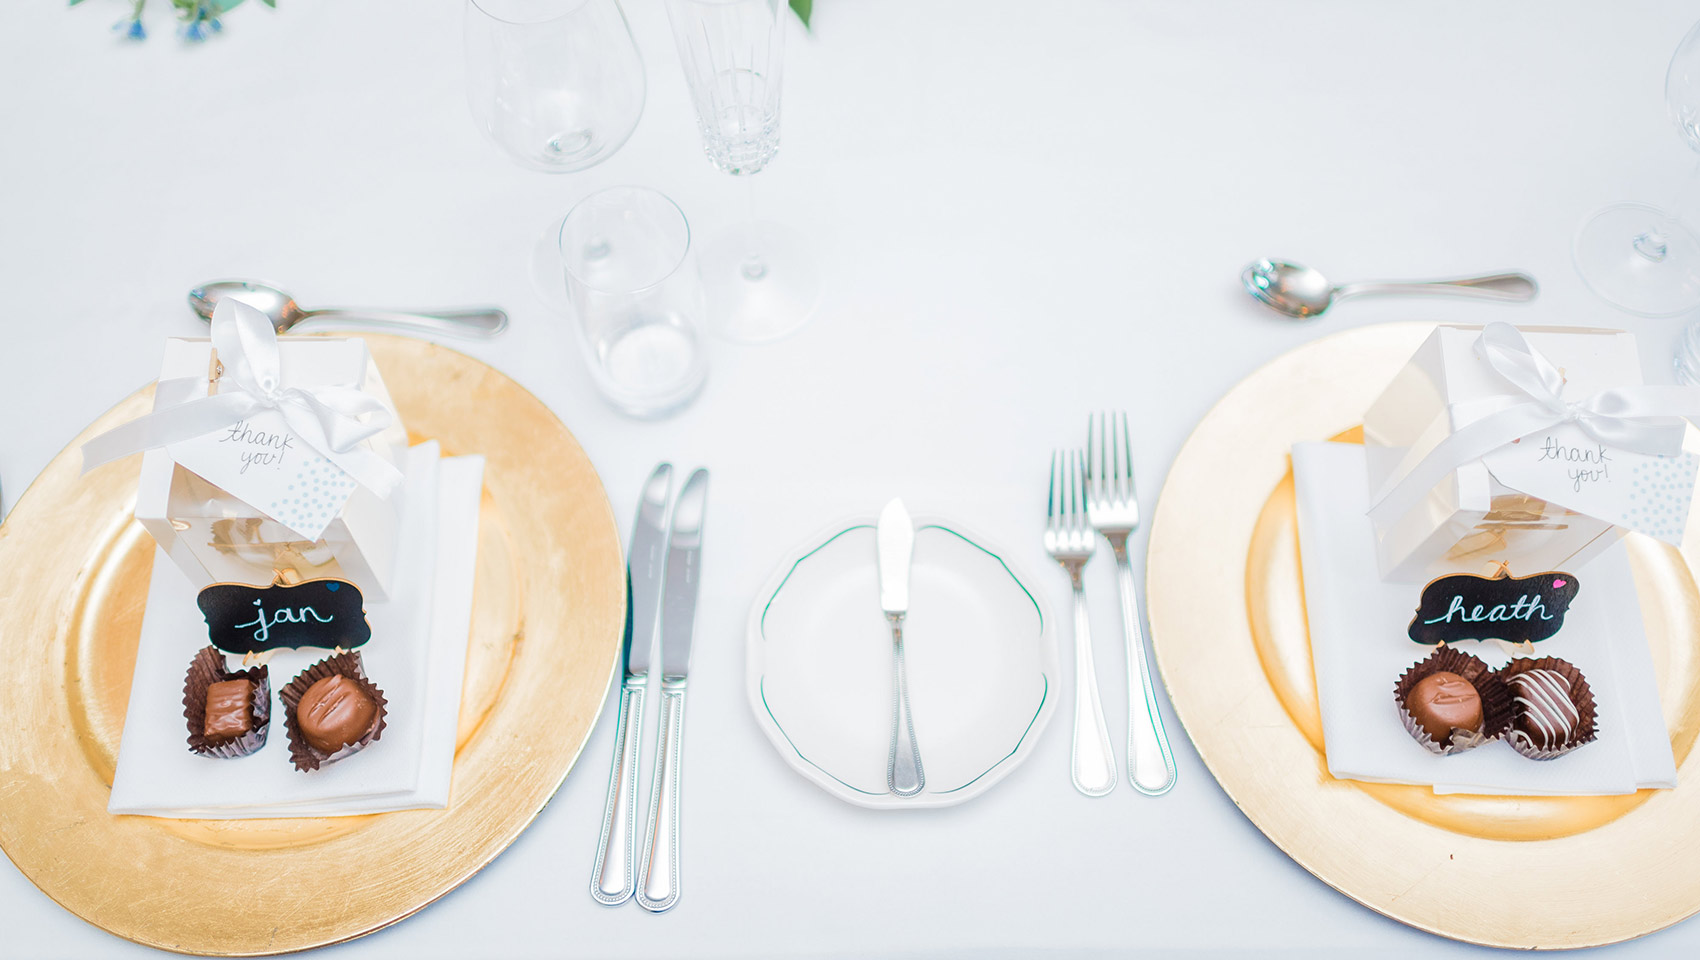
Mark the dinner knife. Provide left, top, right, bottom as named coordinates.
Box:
left=878, top=498, right=925, bottom=797
left=590, top=463, right=672, bottom=907
left=636, top=467, right=708, bottom=913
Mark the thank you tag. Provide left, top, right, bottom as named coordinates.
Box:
left=1481, top=424, right=1699, bottom=545
left=167, top=410, right=358, bottom=541
left=198, top=579, right=373, bottom=654
left=1407, top=570, right=1579, bottom=645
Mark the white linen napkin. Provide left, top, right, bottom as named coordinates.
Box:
left=1292, top=441, right=1676, bottom=796
left=108, top=444, right=485, bottom=817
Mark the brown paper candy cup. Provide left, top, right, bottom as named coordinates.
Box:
left=182, top=645, right=270, bottom=759
left=280, top=651, right=387, bottom=772
left=1498, top=656, right=1598, bottom=760
left=1393, top=646, right=1513, bottom=756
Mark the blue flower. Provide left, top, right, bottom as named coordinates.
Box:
left=114, top=17, right=146, bottom=39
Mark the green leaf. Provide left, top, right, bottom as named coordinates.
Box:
left=68, top=0, right=89, bottom=6
left=788, top=0, right=810, bottom=29
left=260, top=0, right=276, bottom=7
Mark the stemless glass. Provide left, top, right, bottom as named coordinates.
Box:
left=464, top=0, right=646, bottom=173
left=665, top=0, right=821, bottom=343
left=560, top=187, right=708, bottom=418
left=1575, top=18, right=1700, bottom=318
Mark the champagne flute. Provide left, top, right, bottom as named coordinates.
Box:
left=1575, top=18, right=1700, bottom=319
left=664, top=0, right=821, bottom=343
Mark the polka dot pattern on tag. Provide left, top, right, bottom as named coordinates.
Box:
left=1625, top=452, right=1699, bottom=542
left=265, top=456, right=358, bottom=537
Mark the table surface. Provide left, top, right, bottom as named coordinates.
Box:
left=2, top=1, right=1698, bottom=956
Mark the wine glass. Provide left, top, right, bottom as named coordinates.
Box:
left=1575, top=18, right=1700, bottom=318
left=664, top=0, right=821, bottom=343
left=464, top=0, right=646, bottom=173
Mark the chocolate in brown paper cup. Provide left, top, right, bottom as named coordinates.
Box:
left=182, top=645, right=270, bottom=759
left=1498, top=656, right=1598, bottom=760
left=280, top=651, right=387, bottom=772
left=1393, top=646, right=1512, bottom=755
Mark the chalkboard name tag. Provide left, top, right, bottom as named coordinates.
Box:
left=1407, top=571, right=1579, bottom=645
left=197, top=579, right=373, bottom=654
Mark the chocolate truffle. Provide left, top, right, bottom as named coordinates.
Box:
left=295, top=674, right=377, bottom=754
left=1406, top=671, right=1484, bottom=745
left=1508, top=668, right=1581, bottom=752
left=203, top=678, right=254, bottom=742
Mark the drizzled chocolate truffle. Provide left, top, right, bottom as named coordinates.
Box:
left=1501, top=657, right=1596, bottom=759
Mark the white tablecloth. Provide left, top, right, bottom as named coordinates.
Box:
left=2, top=1, right=1697, bottom=955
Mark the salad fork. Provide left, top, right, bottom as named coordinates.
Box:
left=1086, top=412, right=1177, bottom=796
left=1045, top=450, right=1117, bottom=797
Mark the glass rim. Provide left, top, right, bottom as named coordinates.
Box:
left=468, top=0, right=597, bottom=27
left=558, top=185, right=693, bottom=296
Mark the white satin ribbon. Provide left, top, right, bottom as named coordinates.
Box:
left=81, top=298, right=403, bottom=497
left=1367, top=323, right=1700, bottom=527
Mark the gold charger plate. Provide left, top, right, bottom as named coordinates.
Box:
left=0, top=335, right=625, bottom=956
left=1146, top=322, right=1700, bottom=950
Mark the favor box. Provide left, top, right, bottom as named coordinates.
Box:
left=135, top=336, right=410, bottom=600
left=1363, top=324, right=1696, bottom=582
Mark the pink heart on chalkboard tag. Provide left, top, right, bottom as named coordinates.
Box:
left=1553, top=579, right=1567, bottom=587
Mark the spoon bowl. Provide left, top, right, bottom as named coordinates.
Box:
left=1244, top=260, right=1335, bottom=318
left=189, top=280, right=307, bottom=333
left=187, top=279, right=509, bottom=339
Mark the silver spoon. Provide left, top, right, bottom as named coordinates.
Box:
left=189, top=279, right=508, bottom=339
left=1242, top=259, right=1538, bottom=319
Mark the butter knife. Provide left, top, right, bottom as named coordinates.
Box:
left=878, top=498, right=925, bottom=797
left=590, top=463, right=672, bottom=906
left=636, top=468, right=708, bottom=913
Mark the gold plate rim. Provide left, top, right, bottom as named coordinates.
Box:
left=0, top=334, right=625, bottom=956
left=1146, top=322, right=1700, bottom=950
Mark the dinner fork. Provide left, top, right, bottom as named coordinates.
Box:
left=1045, top=450, right=1117, bottom=797
left=1086, top=412, right=1177, bottom=796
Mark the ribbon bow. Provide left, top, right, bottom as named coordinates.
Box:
left=81, top=298, right=403, bottom=498
left=1366, top=323, right=1700, bottom=527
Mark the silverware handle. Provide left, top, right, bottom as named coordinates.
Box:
left=637, top=680, right=686, bottom=913
left=1116, top=556, right=1177, bottom=796
left=887, top=616, right=925, bottom=797
left=294, top=306, right=510, bottom=339
left=1070, top=582, right=1117, bottom=797
left=1333, top=272, right=1537, bottom=303
left=589, top=678, right=644, bottom=906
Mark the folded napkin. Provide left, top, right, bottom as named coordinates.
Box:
left=108, top=443, right=485, bottom=818
left=1292, top=441, right=1676, bottom=796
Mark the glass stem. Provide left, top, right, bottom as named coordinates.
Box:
left=1640, top=157, right=1700, bottom=262
left=740, top=175, right=768, bottom=282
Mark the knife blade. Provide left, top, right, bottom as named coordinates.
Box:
left=877, top=498, right=925, bottom=797
left=590, top=463, right=672, bottom=906
left=636, top=467, right=708, bottom=913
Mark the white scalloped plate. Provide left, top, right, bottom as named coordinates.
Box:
left=747, top=515, right=1057, bottom=809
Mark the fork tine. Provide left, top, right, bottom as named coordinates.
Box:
left=1067, top=448, right=1081, bottom=523
left=1121, top=410, right=1136, bottom=499
left=1094, top=409, right=1108, bottom=502
left=1075, top=450, right=1089, bottom=527
left=1084, top=416, right=1093, bottom=479
left=1047, top=449, right=1058, bottom=529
